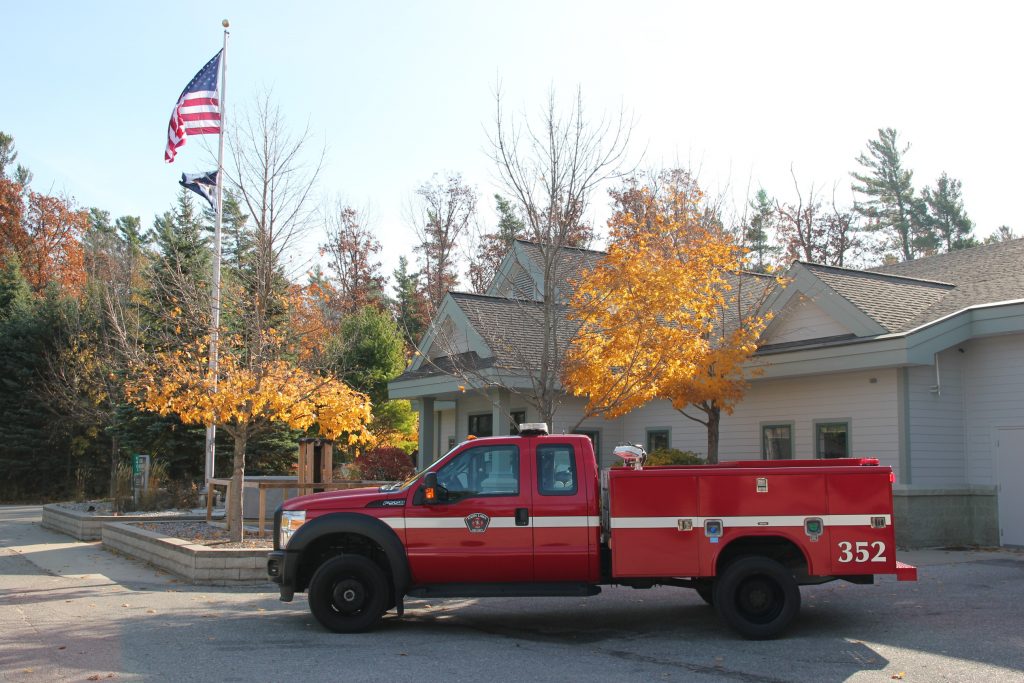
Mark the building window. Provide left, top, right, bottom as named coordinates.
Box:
left=510, top=411, right=526, bottom=434
left=762, top=424, right=794, bottom=459
left=646, top=428, right=670, bottom=453
left=815, top=421, right=850, bottom=458
left=574, top=430, right=601, bottom=459
left=468, top=414, right=493, bottom=438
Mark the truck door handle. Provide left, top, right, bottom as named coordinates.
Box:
left=515, top=508, right=529, bottom=526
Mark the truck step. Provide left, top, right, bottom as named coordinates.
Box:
left=408, top=583, right=602, bottom=599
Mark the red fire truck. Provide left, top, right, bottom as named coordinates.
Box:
left=267, top=424, right=917, bottom=639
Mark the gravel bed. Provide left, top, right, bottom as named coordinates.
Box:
left=138, top=520, right=273, bottom=549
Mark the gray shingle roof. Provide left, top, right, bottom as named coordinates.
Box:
left=450, top=291, right=579, bottom=374
left=800, top=263, right=954, bottom=333
left=867, top=238, right=1024, bottom=329
left=516, top=240, right=604, bottom=290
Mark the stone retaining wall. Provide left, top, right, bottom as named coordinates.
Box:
left=41, top=504, right=208, bottom=541
left=102, top=522, right=271, bottom=586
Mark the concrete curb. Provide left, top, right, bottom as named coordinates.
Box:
left=41, top=504, right=209, bottom=541
left=101, top=521, right=271, bottom=586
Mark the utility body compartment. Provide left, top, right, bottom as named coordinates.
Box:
left=606, top=459, right=905, bottom=582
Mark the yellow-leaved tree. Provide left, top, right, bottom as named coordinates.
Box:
left=565, top=170, right=778, bottom=463
left=126, top=334, right=372, bottom=540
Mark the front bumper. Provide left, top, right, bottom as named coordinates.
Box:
left=267, top=550, right=299, bottom=601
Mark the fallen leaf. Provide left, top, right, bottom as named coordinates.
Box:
left=22, top=669, right=33, bottom=674
left=88, top=676, right=100, bottom=681
left=891, top=674, right=905, bottom=680
left=121, top=603, right=130, bottom=608
left=146, top=609, right=156, bottom=614
left=58, top=646, right=67, bottom=650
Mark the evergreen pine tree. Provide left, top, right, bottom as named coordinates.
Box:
left=392, top=256, right=428, bottom=348
left=743, top=189, right=779, bottom=272
left=851, top=128, right=932, bottom=261
left=922, top=173, right=977, bottom=252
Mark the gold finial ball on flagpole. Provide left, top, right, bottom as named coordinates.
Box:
left=222, top=19, right=230, bottom=28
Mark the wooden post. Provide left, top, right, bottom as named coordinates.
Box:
left=322, top=441, right=333, bottom=484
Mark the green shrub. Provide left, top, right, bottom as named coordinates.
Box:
left=351, top=447, right=415, bottom=481
left=646, top=448, right=705, bottom=466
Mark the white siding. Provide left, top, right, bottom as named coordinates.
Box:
left=619, top=369, right=901, bottom=473
left=907, top=348, right=967, bottom=487
left=437, top=409, right=456, bottom=455
left=963, top=334, right=1024, bottom=485
left=549, top=400, right=628, bottom=469
left=763, top=294, right=851, bottom=345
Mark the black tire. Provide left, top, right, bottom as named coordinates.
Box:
left=695, top=581, right=715, bottom=606
left=308, top=555, right=388, bottom=633
left=713, top=556, right=800, bottom=640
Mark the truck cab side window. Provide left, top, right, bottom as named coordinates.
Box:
left=435, top=445, right=520, bottom=501
left=537, top=444, right=578, bottom=496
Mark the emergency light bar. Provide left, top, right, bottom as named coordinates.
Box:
left=518, top=423, right=549, bottom=436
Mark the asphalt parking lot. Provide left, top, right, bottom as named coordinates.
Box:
left=1, top=505, right=1022, bottom=682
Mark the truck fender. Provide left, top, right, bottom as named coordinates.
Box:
left=288, top=512, right=411, bottom=596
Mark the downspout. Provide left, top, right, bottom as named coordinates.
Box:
left=929, top=353, right=941, bottom=396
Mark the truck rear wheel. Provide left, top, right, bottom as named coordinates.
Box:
left=308, top=555, right=388, bottom=633
left=713, top=556, right=800, bottom=640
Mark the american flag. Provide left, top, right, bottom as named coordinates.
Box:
left=165, top=50, right=222, bottom=163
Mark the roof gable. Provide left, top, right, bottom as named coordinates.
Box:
left=761, top=293, right=854, bottom=346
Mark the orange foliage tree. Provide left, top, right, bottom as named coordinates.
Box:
left=0, top=184, right=88, bottom=297
left=565, top=171, right=777, bottom=463
left=126, top=334, right=372, bottom=540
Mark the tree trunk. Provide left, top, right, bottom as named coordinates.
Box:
left=109, top=435, right=119, bottom=498
left=228, top=430, right=247, bottom=542
left=706, top=406, right=720, bottom=465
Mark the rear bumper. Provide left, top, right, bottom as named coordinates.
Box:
left=895, top=560, right=918, bottom=581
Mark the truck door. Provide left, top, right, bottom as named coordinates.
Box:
left=405, top=442, right=534, bottom=584
left=532, top=441, right=595, bottom=582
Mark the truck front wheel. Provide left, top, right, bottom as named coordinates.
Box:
left=713, top=556, right=800, bottom=640
left=308, top=555, right=388, bottom=633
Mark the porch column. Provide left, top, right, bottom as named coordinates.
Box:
left=417, top=397, right=435, bottom=470
left=492, top=387, right=511, bottom=436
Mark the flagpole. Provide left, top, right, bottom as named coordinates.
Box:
left=205, top=20, right=229, bottom=488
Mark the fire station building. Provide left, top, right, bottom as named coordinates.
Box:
left=389, top=238, right=1024, bottom=548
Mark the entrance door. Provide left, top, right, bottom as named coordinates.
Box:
left=405, top=442, right=533, bottom=584
left=996, top=428, right=1024, bottom=546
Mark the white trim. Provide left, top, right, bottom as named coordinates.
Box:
left=609, top=514, right=891, bottom=529
left=533, top=516, right=600, bottom=528
left=386, top=515, right=600, bottom=530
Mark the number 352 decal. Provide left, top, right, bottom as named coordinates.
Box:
left=837, top=540, right=887, bottom=563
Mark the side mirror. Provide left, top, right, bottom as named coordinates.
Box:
left=422, top=472, right=439, bottom=503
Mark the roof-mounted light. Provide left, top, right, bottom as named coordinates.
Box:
left=518, top=423, right=549, bottom=436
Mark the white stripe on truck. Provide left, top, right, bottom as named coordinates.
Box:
left=610, top=514, right=890, bottom=529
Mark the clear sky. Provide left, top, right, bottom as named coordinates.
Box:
left=3, top=1, right=1021, bottom=282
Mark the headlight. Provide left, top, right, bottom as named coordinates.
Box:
left=279, top=510, right=306, bottom=548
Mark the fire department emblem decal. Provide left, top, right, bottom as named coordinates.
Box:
left=464, top=512, right=490, bottom=533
